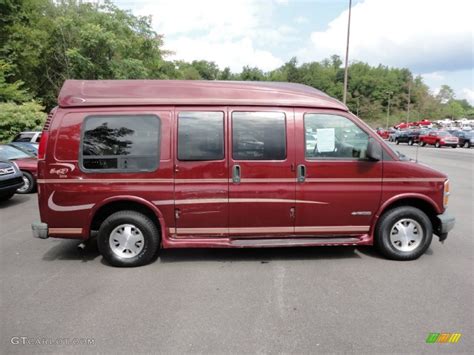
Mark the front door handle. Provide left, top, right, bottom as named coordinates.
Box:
left=232, top=165, right=241, bottom=183
left=297, top=164, right=306, bottom=182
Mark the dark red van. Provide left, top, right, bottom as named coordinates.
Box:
left=32, top=80, right=455, bottom=266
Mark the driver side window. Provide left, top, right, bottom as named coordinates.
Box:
left=304, top=113, right=369, bottom=159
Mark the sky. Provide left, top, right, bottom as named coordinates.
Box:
left=114, top=0, right=473, bottom=103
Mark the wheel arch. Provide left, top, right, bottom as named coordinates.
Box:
left=373, top=194, right=441, bottom=236
left=86, top=196, right=166, bottom=241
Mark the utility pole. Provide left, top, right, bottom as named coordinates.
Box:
left=342, top=0, right=352, bottom=105
left=406, top=82, right=411, bottom=124
left=386, top=91, right=392, bottom=129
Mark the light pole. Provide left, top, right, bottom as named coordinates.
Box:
left=342, top=0, right=352, bottom=104
left=406, top=82, right=411, bottom=124
left=386, top=91, right=393, bottom=129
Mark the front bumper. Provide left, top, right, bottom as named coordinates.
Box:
left=436, top=212, right=455, bottom=242
left=32, top=222, right=48, bottom=239
left=0, top=176, right=24, bottom=193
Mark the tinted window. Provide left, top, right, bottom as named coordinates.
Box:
left=304, top=114, right=369, bottom=159
left=81, top=115, right=160, bottom=171
left=232, top=112, right=286, bottom=160
left=178, top=112, right=224, bottom=161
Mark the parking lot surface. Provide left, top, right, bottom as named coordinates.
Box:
left=1, top=143, right=473, bottom=354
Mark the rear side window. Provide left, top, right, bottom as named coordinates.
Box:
left=178, top=112, right=224, bottom=161
left=13, top=133, right=34, bottom=142
left=81, top=115, right=160, bottom=172
left=232, top=112, right=286, bottom=160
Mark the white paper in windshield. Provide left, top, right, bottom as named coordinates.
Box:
left=316, top=128, right=335, bottom=152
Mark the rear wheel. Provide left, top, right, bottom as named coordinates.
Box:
left=408, top=139, right=414, bottom=145
left=463, top=141, right=470, bottom=148
left=451, top=145, right=457, bottom=148
left=17, top=171, right=35, bottom=194
left=97, top=210, right=160, bottom=267
left=435, top=141, right=441, bottom=148
left=395, top=139, right=400, bottom=145
left=420, top=141, right=426, bottom=147
left=375, top=206, right=433, bottom=260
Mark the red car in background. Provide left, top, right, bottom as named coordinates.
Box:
left=0, top=144, right=38, bottom=193
left=376, top=128, right=390, bottom=139
left=419, top=131, right=458, bottom=148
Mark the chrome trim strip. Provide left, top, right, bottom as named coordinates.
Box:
left=169, top=226, right=369, bottom=235
left=48, top=228, right=82, bottom=234
left=153, top=198, right=328, bottom=206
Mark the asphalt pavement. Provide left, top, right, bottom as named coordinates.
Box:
left=1, top=143, right=473, bottom=354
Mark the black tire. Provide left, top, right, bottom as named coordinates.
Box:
left=0, top=192, right=15, bottom=201
left=395, top=139, right=400, bottom=145
left=375, top=206, right=433, bottom=261
left=17, top=171, right=35, bottom=194
left=408, top=139, right=413, bottom=145
left=435, top=141, right=441, bottom=148
left=97, top=210, right=160, bottom=267
left=451, top=145, right=456, bottom=148
left=463, top=141, right=469, bottom=148
left=420, top=141, right=426, bottom=147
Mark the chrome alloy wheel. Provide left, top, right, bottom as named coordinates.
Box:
left=17, top=175, right=30, bottom=193
left=389, top=218, right=423, bottom=252
left=109, top=224, right=145, bottom=258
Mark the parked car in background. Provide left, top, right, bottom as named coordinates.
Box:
left=451, top=130, right=474, bottom=148
left=12, top=131, right=42, bottom=143
left=0, top=145, right=38, bottom=193
left=376, top=128, right=390, bottom=139
left=0, top=160, right=24, bottom=201
left=388, top=129, right=401, bottom=142
left=9, top=142, right=38, bottom=156
left=419, top=131, right=458, bottom=148
left=394, top=129, right=421, bottom=145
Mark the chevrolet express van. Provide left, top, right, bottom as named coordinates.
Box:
left=32, top=80, right=455, bottom=267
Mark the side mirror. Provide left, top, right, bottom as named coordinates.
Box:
left=366, top=137, right=382, bottom=161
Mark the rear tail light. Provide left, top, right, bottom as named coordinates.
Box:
left=443, top=180, right=450, bottom=208
left=37, top=131, right=49, bottom=160
left=38, top=109, right=55, bottom=160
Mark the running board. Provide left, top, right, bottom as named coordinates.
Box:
left=231, top=237, right=361, bottom=247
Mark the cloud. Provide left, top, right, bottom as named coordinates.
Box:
left=127, top=0, right=286, bottom=71
left=460, top=88, right=474, bottom=104
left=302, top=0, right=473, bottom=73
left=166, top=37, right=283, bottom=71
left=295, top=16, right=308, bottom=24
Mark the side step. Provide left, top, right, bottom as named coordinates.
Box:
left=231, top=237, right=361, bottom=247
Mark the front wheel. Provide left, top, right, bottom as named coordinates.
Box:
left=375, top=206, right=433, bottom=260
left=463, top=141, right=470, bottom=148
left=395, top=139, right=400, bottom=145
left=420, top=141, right=426, bottom=147
left=97, top=210, right=160, bottom=267
left=435, top=141, right=441, bottom=148
left=408, top=139, right=414, bottom=145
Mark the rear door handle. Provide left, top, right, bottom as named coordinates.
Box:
left=232, top=165, right=241, bottom=183
left=297, top=164, right=306, bottom=182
